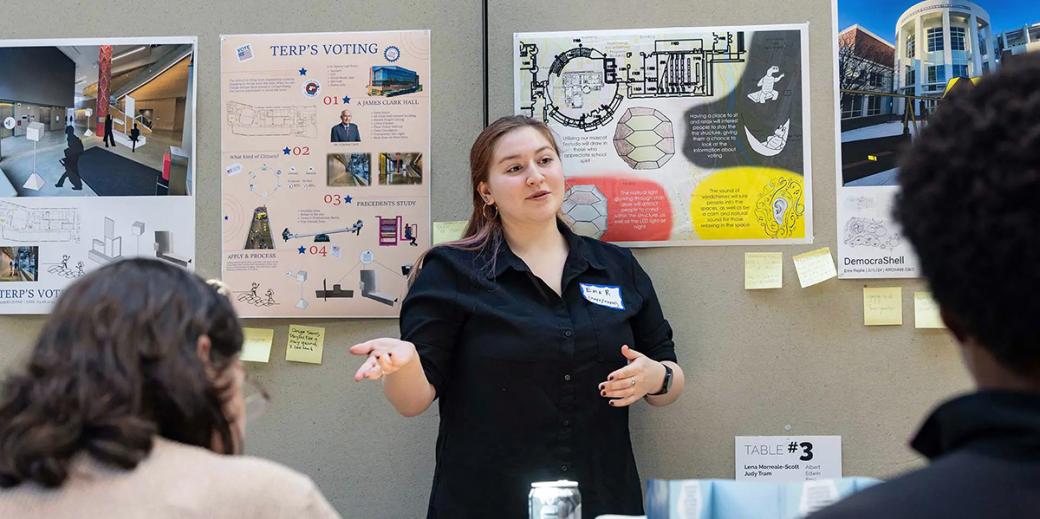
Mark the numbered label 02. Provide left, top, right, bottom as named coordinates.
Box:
left=734, top=436, right=842, bottom=482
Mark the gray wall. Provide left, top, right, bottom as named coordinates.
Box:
left=0, top=1, right=971, bottom=517
left=0, top=47, right=75, bottom=107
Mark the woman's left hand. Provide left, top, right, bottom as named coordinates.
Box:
left=598, top=345, right=665, bottom=407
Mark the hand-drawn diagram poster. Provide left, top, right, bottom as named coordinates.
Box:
left=515, top=24, right=811, bottom=246
left=220, top=31, right=430, bottom=318
left=0, top=37, right=198, bottom=313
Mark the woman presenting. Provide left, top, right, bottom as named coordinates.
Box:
left=351, top=116, right=684, bottom=518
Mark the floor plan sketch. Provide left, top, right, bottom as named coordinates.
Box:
left=0, top=201, right=80, bottom=242
left=518, top=32, right=747, bottom=131
left=226, top=101, right=317, bottom=138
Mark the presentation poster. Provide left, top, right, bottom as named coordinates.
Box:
left=220, top=31, right=430, bottom=318
left=832, top=0, right=1039, bottom=277
left=515, top=24, right=812, bottom=246
left=0, top=37, right=197, bottom=313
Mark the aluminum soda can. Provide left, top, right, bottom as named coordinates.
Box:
left=529, top=480, right=581, bottom=519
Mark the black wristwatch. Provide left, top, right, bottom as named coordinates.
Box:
left=648, top=363, right=673, bottom=396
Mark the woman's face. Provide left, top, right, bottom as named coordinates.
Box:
left=480, top=126, right=565, bottom=227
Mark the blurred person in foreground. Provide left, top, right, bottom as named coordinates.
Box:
left=0, top=259, right=340, bottom=518
left=811, top=53, right=1040, bottom=518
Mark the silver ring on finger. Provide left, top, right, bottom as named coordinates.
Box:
left=630, top=378, right=637, bottom=387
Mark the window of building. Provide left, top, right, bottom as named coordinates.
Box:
left=907, top=34, right=916, bottom=58
left=866, top=96, right=882, bottom=116
left=868, top=71, right=883, bottom=87
left=952, top=64, right=968, bottom=78
left=928, top=65, right=946, bottom=84
left=927, top=27, right=944, bottom=52
left=906, top=67, right=916, bottom=86
left=979, top=36, right=987, bottom=55
left=841, top=95, right=861, bottom=119
left=951, top=27, right=966, bottom=51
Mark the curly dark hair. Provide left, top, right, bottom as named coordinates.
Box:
left=0, top=259, right=243, bottom=488
left=894, top=52, right=1040, bottom=375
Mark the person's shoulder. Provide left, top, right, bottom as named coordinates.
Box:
left=150, top=439, right=337, bottom=516
left=421, top=244, right=480, bottom=266
left=153, top=439, right=314, bottom=489
left=575, top=234, right=636, bottom=268
left=810, top=451, right=1037, bottom=519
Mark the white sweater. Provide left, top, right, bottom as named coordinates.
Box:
left=0, top=437, right=341, bottom=518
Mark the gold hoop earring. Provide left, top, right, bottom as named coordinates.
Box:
left=482, top=203, right=498, bottom=220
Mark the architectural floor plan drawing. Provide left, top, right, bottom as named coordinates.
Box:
left=226, top=101, right=318, bottom=138
left=0, top=200, right=80, bottom=243
left=518, top=32, right=746, bottom=131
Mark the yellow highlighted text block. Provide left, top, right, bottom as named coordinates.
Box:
left=690, top=167, right=805, bottom=240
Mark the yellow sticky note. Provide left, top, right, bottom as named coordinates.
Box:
left=433, top=221, right=468, bottom=245
left=864, top=287, right=903, bottom=326
left=241, top=328, right=274, bottom=363
left=744, top=252, right=783, bottom=290
left=792, top=247, right=837, bottom=288
left=914, top=291, right=946, bottom=329
left=286, top=325, right=325, bottom=364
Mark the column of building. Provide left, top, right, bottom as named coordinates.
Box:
left=969, top=13, right=983, bottom=76
left=941, top=10, right=953, bottom=88
left=95, top=45, right=112, bottom=137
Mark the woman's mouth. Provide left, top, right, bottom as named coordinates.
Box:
left=527, top=190, right=551, bottom=200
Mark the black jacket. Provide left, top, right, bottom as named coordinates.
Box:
left=811, top=391, right=1040, bottom=518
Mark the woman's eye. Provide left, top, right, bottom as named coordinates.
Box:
left=539, top=156, right=554, bottom=165
left=506, top=165, right=521, bottom=173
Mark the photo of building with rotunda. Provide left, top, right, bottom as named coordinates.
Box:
left=837, top=0, right=1040, bottom=186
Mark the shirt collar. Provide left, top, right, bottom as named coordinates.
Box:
left=485, top=219, right=607, bottom=280
left=911, top=390, right=1040, bottom=460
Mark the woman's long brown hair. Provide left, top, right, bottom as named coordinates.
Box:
left=0, top=259, right=243, bottom=488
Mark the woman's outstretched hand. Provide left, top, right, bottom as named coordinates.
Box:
left=349, top=338, right=419, bottom=381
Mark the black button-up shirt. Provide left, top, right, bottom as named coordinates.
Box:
left=400, top=223, right=677, bottom=519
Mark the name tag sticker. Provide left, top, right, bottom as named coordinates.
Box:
left=580, top=283, right=624, bottom=310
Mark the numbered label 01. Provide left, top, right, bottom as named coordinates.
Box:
left=734, top=436, right=842, bottom=482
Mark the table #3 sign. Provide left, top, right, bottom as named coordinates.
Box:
left=735, top=436, right=842, bottom=482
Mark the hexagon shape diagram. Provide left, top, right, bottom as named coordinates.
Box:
left=613, top=107, right=675, bottom=170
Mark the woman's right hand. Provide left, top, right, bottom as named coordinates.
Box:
left=349, top=338, right=418, bottom=381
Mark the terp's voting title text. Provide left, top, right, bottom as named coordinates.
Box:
left=270, top=43, right=379, bottom=56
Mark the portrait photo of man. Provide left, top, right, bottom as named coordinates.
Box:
left=331, top=109, right=361, bottom=142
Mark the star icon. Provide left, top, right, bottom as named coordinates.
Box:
left=297, top=246, right=306, bottom=254
left=283, top=146, right=291, bottom=155
left=298, top=67, right=307, bottom=76
left=344, top=195, right=353, bottom=204
left=342, top=95, right=351, bottom=104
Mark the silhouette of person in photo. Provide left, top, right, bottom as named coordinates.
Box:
left=330, top=110, right=360, bottom=142
left=103, top=114, right=115, bottom=148
left=55, top=126, right=84, bottom=191
left=130, top=123, right=141, bottom=153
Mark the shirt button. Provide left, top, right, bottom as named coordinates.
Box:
left=561, top=464, right=569, bottom=472
left=562, top=419, right=571, bottom=426
left=563, top=374, right=572, bottom=381
left=563, top=330, right=573, bottom=337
